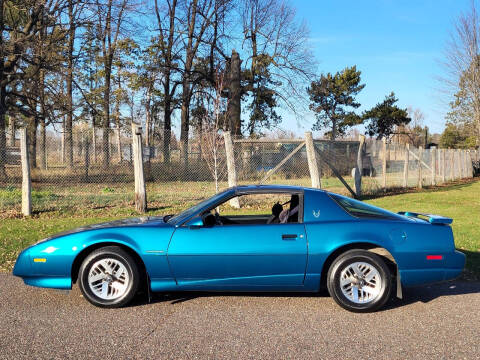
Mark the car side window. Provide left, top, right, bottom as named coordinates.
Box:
left=210, top=193, right=301, bottom=225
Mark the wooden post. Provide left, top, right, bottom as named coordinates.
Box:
left=466, top=150, right=471, bottom=178
left=441, top=149, right=446, bottom=183
left=305, top=132, right=321, bottom=188
left=450, top=149, right=454, bottom=180
left=417, top=146, right=423, bottom=189
left=84, top=132, right=90, bottom=182
left=382, top=138, right=387, bottom=191
left=223, top=131, right=240, bottom=208
left=466, top=150, right=470, bottom=177
left=403, top=143, right=409, bottom=188
left=459, top=150, right=463, bottom=179
left=454, top=150, right=460, bottom=179
left=131, top=123, right=146, bottom=213
left=431, top=147, right=436, bottom=186
left=355, top=135, right=365, bottom=196
left=20, top=128, right=32, bottom=216
left=459, top=150, right=463, bottom=178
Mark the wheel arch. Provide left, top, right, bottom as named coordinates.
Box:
left=71, top=241, right=148, bottom=284
left=320, top=242, right=398, bottom=290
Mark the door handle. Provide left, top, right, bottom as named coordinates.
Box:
left=282, top=234, right=297, bottom=240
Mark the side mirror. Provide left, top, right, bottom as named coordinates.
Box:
left=186, top=216, right=203, bottom=228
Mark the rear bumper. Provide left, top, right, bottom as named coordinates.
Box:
left=400, top=250, right=465, bottom=286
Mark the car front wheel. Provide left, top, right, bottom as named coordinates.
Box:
left=78, top=246, right=139, bottom=308
left=327, top=249, right=392, bottom=312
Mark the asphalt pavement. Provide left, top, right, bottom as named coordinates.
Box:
left=0, top=273, right=479, bottom=359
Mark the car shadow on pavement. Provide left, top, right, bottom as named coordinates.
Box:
left=384, top=280, right=480, bottom=310
left=130, top=290, right=327, bottom=307
left=129, top=280, right=480, bottom=310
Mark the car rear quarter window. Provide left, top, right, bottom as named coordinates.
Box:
left=328, top=193, right=399, bottom=220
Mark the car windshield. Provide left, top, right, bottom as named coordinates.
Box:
left=167, top=189, right=233, bottom=225
left=329, top=193, right=401, bottom=220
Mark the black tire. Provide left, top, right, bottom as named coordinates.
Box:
left=327, top=249, right=392, bottom=312
left=78, top=246, right=140, bottom=308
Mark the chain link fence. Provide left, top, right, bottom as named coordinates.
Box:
left=0, top=125, right=478, bottom=217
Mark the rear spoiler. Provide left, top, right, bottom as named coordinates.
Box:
left=398, top=212, right=453, bottom=225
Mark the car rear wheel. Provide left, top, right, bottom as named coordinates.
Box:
left=327, top=249, right=392, bottom=312
left=78, top=246, right=139, bottom=308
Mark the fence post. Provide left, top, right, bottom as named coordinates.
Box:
left=459, top=150, right=464, bottom=178
left=468, top=151, right=472, bottom=177
left=131, top=123, right=146, bottom=213
left=382, top=138, right=387, bottom=191
left=450, top=149, right=454, bottom=180
left=223, top=131, right=240, bottom=208
left=417, top=146, right=423, bottom=189
left=354, top=134, right=365, bottom=197
left=403, top=143, right=409, bottom=188
left=431, top=147, right=436, bottom=186
left=305, top=132, right=321, bottom=189
left=441, top=149, right=446, bottom=183
left=20, top=128, right=32, bottom=216
left=461, top=150, right=465, bottom=178
left=455, top=149, right=460, bottom=179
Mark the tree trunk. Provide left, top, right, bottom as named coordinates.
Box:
left=39, top=118, right=46, bottom=169
left=227, top=50, right=242, bottom=136
left=331, top=119, right=337, bottom=141
left=61, top=116, right=65, bottom=164
left=0, top=0, right=7, bottom=178
left=65, top=0, right=75, bottom=168
left=114, top=99, right=122, bottom=163
left=0, top=96, right=6, bottom=178
left=180, top=90, right=190, bottom=173
left=145, top=88, right=151, bottom=149
left=27, top=118, right=38, bottom=168
left=92, top=114, right=96, bottom=163
left=102, top=64, right=111, bottom=168
left=39, top=65, right=46, bottom=169
left=8, top=116, right=15, bottom=146
left=163, top=86, right=172, bottom=163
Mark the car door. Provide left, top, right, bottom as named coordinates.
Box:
left=166, top=222, right=308, bottom=290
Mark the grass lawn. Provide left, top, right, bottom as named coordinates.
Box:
left=1, top=179, right=479, bottom=280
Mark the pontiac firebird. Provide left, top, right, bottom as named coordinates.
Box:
left=13, top=185, right=465, bottom=312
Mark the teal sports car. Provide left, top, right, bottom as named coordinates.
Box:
left=13, top=185, right=465, bottom=312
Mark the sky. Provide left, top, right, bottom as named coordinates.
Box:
left=285, top=0, right=472, bottom=136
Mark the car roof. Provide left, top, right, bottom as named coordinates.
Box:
left=232, top=184, right=325, bottom=194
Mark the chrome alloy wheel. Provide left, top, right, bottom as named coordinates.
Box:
left=87, top=258, right=130, bottom=300
left=339, top=261, right=382, bottom=304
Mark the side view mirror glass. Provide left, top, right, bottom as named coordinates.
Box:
left=186, top=216, right=203, bottom=228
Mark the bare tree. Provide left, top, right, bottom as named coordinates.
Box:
left=93, top=0, right=131, bottom=168
left=64, top=0, right=87, bottom=169
left=443, top=0, right=480, bottom=144
left=200, top=69, right=228, bottom=193
left=241, top=0, right=315, bottom=135
left=0, top=0, right=68, bottom=176
left=154, top=0, right=181, bottom=163
left=179, top=0, right=219, bottom=169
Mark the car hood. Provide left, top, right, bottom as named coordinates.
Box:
left=38, top=216, right=169, bottom=243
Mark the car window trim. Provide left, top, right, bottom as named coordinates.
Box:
left=178, top=189, right=304, bottom=227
